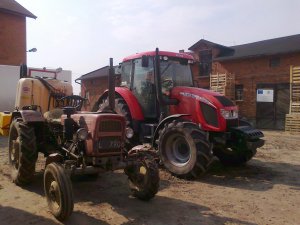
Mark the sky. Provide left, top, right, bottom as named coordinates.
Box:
left=17, top=0, right=300, bottom=94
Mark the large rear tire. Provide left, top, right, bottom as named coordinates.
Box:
left=44, top=162, right=74, bottom=221
left=8, top=119, right=38, bottom=185
left=213, top=146, right=257, bottom=165
left=158, top=120, right=213, bottom=179
left=125, top=154, right=159, bottom=201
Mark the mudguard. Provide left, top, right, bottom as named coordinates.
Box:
left=93, top=87, right=144, bottom=121
left=12, top=110, right=45, bottom=123
left=151, top=114, right=190, bottom=147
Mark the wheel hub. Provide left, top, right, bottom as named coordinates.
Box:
left=165, top=134, right=191, bottom=166
left=49, top=181, right=60, bottom=209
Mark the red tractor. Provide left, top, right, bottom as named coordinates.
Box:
left=93, top=49, right=265, bottom=179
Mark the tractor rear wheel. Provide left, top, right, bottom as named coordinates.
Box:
left=158, top=120, right=213, bottom=179
left=125, top=154, right=159, bottom=201
left=213, top=146, right=257, bottom=165
left=8, top=119, right=38, bottom=185
left=44, top=162, right=74, bottom=221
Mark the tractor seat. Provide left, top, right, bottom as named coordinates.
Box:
left=44, top=108, right=64, bottom=124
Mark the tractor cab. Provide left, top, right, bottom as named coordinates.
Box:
left=119, top=50, right=194, bottom=122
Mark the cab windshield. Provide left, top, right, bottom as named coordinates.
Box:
left=160, top=58, right=193, bottom=87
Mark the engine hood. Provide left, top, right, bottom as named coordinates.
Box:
left=170, top=86, right=229, bottom=109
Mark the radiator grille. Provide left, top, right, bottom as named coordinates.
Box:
left=99, top=120, right=122, bottom=132
left=200, top=102, right=218, bottom=127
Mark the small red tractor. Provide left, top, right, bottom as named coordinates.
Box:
left=93, top=49, right=265, bottom=179
left=8, top=60, right=159, bottom=221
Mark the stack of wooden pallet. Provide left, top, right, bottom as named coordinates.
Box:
left=210, top=73, right=235, bottom=100
left=285, top=66, right=300, bottom=133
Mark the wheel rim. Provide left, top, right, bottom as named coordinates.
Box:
left=165, top=133, right=191, bottom=167
left=45, top=174, right=61, bottom=211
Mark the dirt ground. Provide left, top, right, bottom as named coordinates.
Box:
left=0, top=131, right=299, bottom=225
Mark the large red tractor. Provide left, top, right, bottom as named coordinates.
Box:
left=93, top=49, right=265, bottom=179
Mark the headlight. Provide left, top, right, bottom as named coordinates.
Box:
left=125, top=127, right=134, bottom=138
left=76, top=128, right=88, bottom=141
left=220, top=109, right=238, bottom=119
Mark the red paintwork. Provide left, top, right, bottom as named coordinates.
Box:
left=115, top=87, right=144, bottom=121
left=61, top=113, right=125, bottom=157
left=169, top=87, right=238, bottom=132
left=123, top=51, right=194, bottom=62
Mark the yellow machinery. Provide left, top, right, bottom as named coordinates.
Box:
left=15, top=77, right=73, bottom=114
left=0, top=112, right=11, bottom=136
left=0, top=77, right=73, bottom=136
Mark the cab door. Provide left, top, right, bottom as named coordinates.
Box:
left=132, top=58, right=158, bottom=119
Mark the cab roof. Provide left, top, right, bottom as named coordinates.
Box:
left=123, top=51, right=194, bottom=62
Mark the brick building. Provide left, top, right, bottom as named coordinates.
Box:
left=76, top=66, right=120, bottom=111
left=189, top=34, right=300, bottom=129
left=0, top=0, right=36, bottom=66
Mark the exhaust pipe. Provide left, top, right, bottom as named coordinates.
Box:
left=108, top=58, right=115, bottom=111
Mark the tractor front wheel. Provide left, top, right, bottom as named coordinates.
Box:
left=125, top=154, right=159, bottom=201
left=44, top=162, right=74, bottom=221
left=8, top=119, right=38, bottom=185
left=158, top=120, right=213, bottom=179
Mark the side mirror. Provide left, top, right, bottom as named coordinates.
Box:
left=141, top=55, right=149, bottom=67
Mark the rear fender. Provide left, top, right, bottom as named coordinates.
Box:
left=46, top=153, right=64, bottom=166
left=152, top=114, right=190, bottom=147
left=11, top=110, right=44, bottom=123
left=93, top=87, right=144, bottom=121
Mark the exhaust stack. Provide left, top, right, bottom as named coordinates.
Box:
left=108, top=58, right=115, bottom=111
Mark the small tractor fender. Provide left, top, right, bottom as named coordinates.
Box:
left=93, top=87, right=144, bottom=121
left=11, top=110, right=44, bottom=123
left=45, top=153, right=64, bottom=166
left=152, top=114, right=190, bottom=147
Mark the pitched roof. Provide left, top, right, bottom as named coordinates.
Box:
left=76, top=66, right=110, bottom=81
left=0, top=0, right=36, bottom=19
left=215, top=34, right=300, bottom=61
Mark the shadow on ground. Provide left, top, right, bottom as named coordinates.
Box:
left=200, top=158, right=300, bottom=191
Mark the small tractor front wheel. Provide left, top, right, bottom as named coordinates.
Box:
left=125, top=154, right=159, bottom=201
left=158, top=120, right=213, bottom=179
left=44, top=162, right=74, bottom=221
left=8, top=119, right=38, bottom=185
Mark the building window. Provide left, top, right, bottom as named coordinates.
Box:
left=269, top=57, right=280, bottom=67
left=199, top=50, right=212, bottom=76
left=235, top=84, right=243, bottom=101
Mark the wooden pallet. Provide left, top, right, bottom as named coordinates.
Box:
left=290, top=66, right=300, bottom=107
left=285, top=114, right=300, bottom=133
left=291, top=102, right=300, bottom=113
left=210, top=73, right=235, bottom=100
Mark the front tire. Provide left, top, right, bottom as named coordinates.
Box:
left=44, top=162, right=74, bottom=221
left=158, top=120, right=213, bottom=179
left=125, top=154, right=159, bottom=201
left=8, top=119, right=38, bottom=185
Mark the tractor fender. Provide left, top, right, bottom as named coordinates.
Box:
left=93, top=87, right=144, bottom=121
left=11, top=110, right=45, bottom=123
left=152, top=114, right=190, bottom=147
left=46, top=153, right=64, bottom=166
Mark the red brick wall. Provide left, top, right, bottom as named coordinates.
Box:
left=81, top=77, right=108, bottom=111
left=0, top=12, right=26, bottom=65
left=191, top=50, right=300, bottom=120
